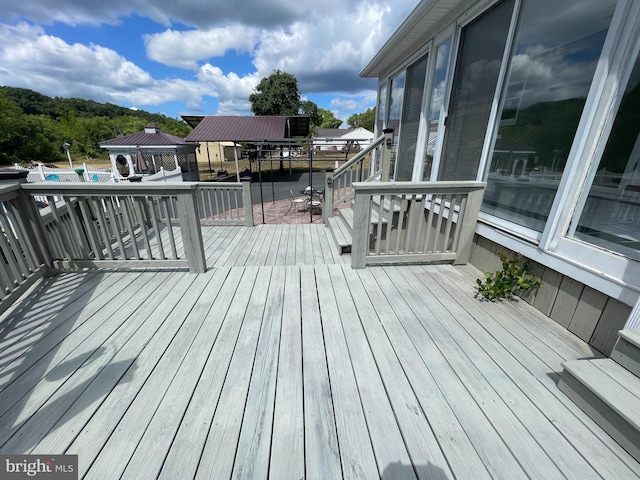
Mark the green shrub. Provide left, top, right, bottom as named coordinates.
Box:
left=475, top=253, right=542, bottom=301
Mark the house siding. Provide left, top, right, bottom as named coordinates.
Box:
left=470, top=234, right=632, bottom=356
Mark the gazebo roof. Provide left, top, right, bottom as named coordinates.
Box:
left=184, top=116, right=310, bottom=142
left=100, top=124, right=197, bottom=149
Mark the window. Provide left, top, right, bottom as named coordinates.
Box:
left=482, top=0, right=618, bottom=232
left=386, top=71, right=406, bottom=179
left=423, top=38, right=452, bottom=180
left=570, top=48, right=640, bottom=260
left=376, top=83, right=388, bottom=135
left=396, top=54, right=428, bottom=181
left=439, top=0, right=515, bottom=181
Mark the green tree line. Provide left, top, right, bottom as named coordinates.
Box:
left=0, top=87, right=190, bottom=165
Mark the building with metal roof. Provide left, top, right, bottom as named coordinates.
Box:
left=99, top=123, right=199, bottom=180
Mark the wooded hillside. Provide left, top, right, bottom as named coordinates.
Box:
left=0, top=87, right=191, bottom=165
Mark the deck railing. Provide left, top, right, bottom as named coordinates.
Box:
left=15, top=179, right=252, bottom=275
left=350, top=181, right=486, bottom=268
left=323, top=130, right=394, bottom=224
left=0, top=183, right=51, bottom=315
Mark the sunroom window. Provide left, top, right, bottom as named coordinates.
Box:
left=482, top=0, right=618, bottom=233
left=569, top=48, right=640, bottom=260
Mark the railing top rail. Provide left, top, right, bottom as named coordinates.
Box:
left=21, top=181, right=243, bottom=196
left=352, top=181, right=486, bottom=195
left=333, top=134, right=386, bottom=176
left=0, top=182, right=23, bottom=200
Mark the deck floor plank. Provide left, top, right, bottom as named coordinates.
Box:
left=395, top=266, right=601, bottom=480
left=0, top=225, right=638, bottom=480
left=194, top=267, right=272, bottom=480
left=315, top=265, right=379, bottom=479
left=120, top=268, right=239, bottom=479
left=299, top=264, right=342, bottom=479
left=27, top=272, right=197, bottom=457
left=422, top=264, right=640, bottom=478
left=374, top=266, right=531, bottom=479
left=158, top=267, right=257, bottom=479
left=327, top=265, right=419, bottom=480
left=269, top=266, right=304, bottom=480
left=352, top=267, right=493, bottom=480
left=0, top=272, right=152, bottom=429
left=78, top=272, right=216, bottom=479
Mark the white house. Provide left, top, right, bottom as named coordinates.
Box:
left=313, top=127, right=374, bottom=152
left=362, top=0, right=640, bottom=355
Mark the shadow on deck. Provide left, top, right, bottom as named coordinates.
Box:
left=0, top=225, right=638, bottom=479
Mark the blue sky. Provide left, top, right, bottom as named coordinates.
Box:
left=0, top=0, right=418, bottom=124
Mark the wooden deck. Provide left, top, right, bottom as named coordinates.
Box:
left=1, top=224, right=639, bottom=479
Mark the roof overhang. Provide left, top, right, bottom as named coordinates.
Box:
left=184, top=115, right=310, bottom=142
left=360, top=0, right=464, bottom=78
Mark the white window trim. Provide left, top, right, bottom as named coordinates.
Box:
left=476, top=0, right=640, bottom=305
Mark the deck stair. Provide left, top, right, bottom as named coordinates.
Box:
left=327, top=195, right=394, bottom=255
left=558, top=329, right=640, bottom=463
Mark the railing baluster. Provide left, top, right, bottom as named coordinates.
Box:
left=146, top=196, right=166, bottom=260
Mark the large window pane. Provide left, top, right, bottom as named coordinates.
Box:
left=423, top=38, right=452, bottom=180
left=483, top=0, right=617, bottom=232
left=386, top=71, right=405, bottom=178
left=376, top=83, right=388, bottom=135
left=439, top=0, right=515, bottom=181
left=570, top=49, right=640, bottom=260
left=396, top=54, right=428, bottom=181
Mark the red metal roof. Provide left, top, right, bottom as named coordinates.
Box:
left=185, top=116, right=308, bottom=142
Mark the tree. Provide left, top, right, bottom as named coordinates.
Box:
left=249, top=70, right=301, bottom=116
left=300, top=100, right=322, bottom=131
left=318, top=108, right=343, bottom=129
left=347, top=107, right=375, bottom=132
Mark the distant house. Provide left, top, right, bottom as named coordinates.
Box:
left=99, top=123, right=199, bottom=181
left=313, top=128, right=374, bottom=152
left=362, top=0, right=640, bottom=353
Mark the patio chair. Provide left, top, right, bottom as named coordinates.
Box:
left=289, top=189, right=307, bottom=214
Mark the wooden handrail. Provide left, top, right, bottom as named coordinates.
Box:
left=350, top=181, right=486, bottom=269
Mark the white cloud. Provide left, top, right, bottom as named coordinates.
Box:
left=145, top=26, right=260, bottom=69
left=0, top=0, right=418, bottom=119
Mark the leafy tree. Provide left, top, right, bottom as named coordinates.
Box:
left=347, top=107, right=375, bottom=132
left=300, top=100, right=322, bottom=131
left=249, top=70, right=301, bottom=116
left=318, top=108, right=343, bottom=129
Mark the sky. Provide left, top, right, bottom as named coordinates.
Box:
left=0, top=0, right=418, bottom=124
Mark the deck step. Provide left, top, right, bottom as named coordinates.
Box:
left=558, top=357, right=640, bottom=463
left=611, top=330, right=640, bottom=378
left=327, top=216, right=352, bottom=254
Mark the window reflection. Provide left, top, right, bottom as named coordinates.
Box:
left=483, top=0, right=617, bottom=232
left=571, top=49, right=640, bottom=259
left=386, top=71, right=405, bottom=179
left=396, top=54, right=428, bottom=181
left=423, top=38, right=452, bottom=180
left=439, top=0, right=515, bottom=181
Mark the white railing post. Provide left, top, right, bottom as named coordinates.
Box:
left=241, top=176, right=254, bottom=227
left=453, top=185, right=485, bottom=264
left=323, top=167, right=334, bottom=225
left=176, top=185, right=207, bottom=273
left=351, top=185, right=370, bottom=269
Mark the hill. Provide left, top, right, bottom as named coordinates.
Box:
left=0, top=86, right=191, bottom=165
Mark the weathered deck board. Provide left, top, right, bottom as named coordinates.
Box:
left=1, top=228, right=639, bottom=480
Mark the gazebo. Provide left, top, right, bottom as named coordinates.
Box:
left=99, top=124, right=200, bottom=181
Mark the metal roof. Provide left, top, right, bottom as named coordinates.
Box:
left=184, top=116, right=310, bottom=142
left=99, top=124, right=195, bottom=148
